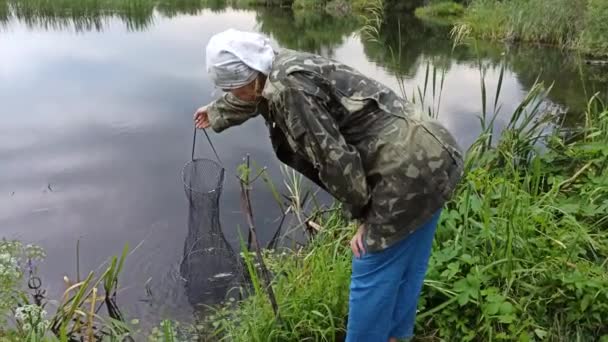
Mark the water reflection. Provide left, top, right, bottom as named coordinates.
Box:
left=0, top=0, right=8, bottom=23
left=256, top=8, right=360, bottom=55
left=362, top=14, right=460, bottom=77
left=0, top=0, right=217, bottom=31
left=363, top=13, right=607, bottom=119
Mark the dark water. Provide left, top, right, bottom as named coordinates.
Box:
left=1, top=0, right=607, bottom=328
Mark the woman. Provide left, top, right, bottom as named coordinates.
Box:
left=194, top=29, right=463, bottom=342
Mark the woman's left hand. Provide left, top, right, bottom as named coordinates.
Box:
left=350, top=224, right=366, bottom=258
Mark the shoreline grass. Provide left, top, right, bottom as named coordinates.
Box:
left=456, top=0, right=608, bottom=58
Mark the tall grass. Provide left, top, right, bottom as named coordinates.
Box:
left=459, top=0, right=608, bottom=57
left=210, top=211, right=353, bottom=341
left=578, top=0, right=608, bottom=57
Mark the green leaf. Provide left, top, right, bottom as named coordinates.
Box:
left=499, top=302, right=514, bottom=315
left=460, top=254, right=474, bottom=264
left=498, top=314, right=514, bottom=324
left=534, top=329, right=548, bottom=339
left=518, top=332, right=532, bottom=342
left=453, top=278, right=469, bottom=292
left=486, top=302, right=500, bottom=315
left=560, top=203, right=580, bottom=214
left=311, top=310, right=325, bottom=318
left=457, top=292, right=469, bottom=306
left=581, top=294, right=592, bottom=311
left=496, top=332, right=509, bottom=340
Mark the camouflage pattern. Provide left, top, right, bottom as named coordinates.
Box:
left=207, top=48, right=464, bottom=252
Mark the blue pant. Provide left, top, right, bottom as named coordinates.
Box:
left=346, top=211, right=441, bottom=342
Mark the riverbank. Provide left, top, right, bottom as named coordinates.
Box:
left=208, top=88, right=608, bottom=340
left=416, top=0, right=608, bottom=58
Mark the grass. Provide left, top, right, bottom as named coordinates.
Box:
left=414, top=1, right=464, bottom=21
left=458, top=0, right=608, bottom=57
left=578, top=0, right=608, bottom=57
left=209, top=212, right=353, bottom=341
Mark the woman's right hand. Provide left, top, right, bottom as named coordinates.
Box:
left=194, top=105, right=211, bottom=129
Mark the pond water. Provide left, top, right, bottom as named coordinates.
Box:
left=1, top=0, right=607, bottom=329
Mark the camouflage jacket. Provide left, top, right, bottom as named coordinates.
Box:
left=208, top=49, right=464, bottom=252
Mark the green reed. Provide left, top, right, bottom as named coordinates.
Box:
left=457, top=0, right=608, bottom=57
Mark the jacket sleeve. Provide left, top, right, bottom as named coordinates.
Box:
left=207, top=93, right=259, bottom=133
left=279, top=88, right=371, bottom=219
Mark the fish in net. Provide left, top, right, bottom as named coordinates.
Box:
left=179, top=128, right=243, bottom=308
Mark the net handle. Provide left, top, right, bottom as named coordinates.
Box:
left=192, top=126, right=223, bottom=165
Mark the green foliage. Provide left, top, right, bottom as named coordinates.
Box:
left=415, top=1, right=464, bottom=20
left=383, top=0, right=424, bottom=12
left=0, top=242, right=144, bottom=341
left=419, top=100, right=608, bottom=338
left=211, top=211, right=353, bottom=341
left=292, top=0, right=324, bottom=9
left=462, top=0, right=584, bottom=44
left=579, top=0, right=608, bottom=57
left=14, top=305, right=50, bottom=340
left=0, top=0, right=9, bottom=23
left=350, top=0, right=380, bottom=12
left=459, top=0, right=608, bottom=57
left=0, top=240, right=45, bottom=325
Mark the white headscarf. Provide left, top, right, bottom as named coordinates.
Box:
left=205, top=29, right=275, bottom=90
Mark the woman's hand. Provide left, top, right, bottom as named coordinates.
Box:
left=194, top=106, right=211, bottom=129
left=350, top=224, right=366, bottom=258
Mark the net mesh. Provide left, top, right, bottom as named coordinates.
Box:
left=180, top=158, right=242, bottom=307
left=182, top=158, right=224, bottom=196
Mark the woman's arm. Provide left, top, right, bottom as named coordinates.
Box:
left=206, top=92, right=260, bottom=133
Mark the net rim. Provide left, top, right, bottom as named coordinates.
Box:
left=181, top=158, right=225, bottom=194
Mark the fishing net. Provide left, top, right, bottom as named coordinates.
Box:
left=179, top=129, right=242, bottom=308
